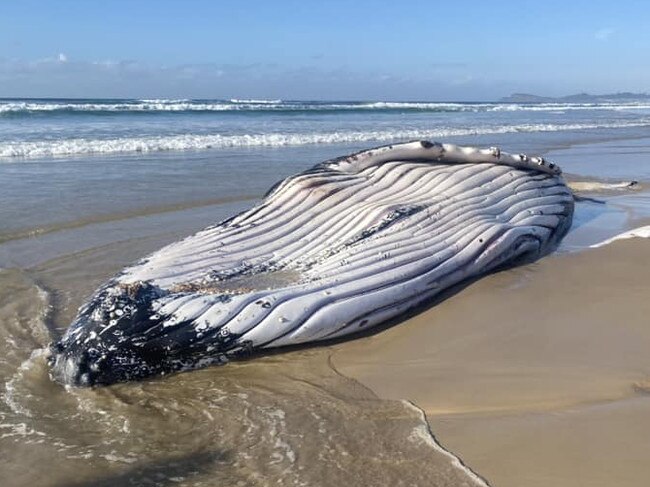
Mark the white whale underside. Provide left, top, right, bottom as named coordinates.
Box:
left=71, top=141, right=573, bottom=356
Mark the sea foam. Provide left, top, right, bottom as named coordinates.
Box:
left=2, top=99, right=650, bottom=116
left=2, top=120, right=650, bottom=158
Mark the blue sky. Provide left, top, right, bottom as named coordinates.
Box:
left=0, top=0, right=648, bottom=100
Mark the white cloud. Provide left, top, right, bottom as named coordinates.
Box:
left=595, top=28, right=615, bottom=41
left=0, top=55, right=509, bottom=100
left=451, top=74, right=475, bottom=86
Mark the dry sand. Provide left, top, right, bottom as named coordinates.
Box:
left=332, top=238, right=650, bottom=487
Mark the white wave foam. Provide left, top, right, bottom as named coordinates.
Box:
left=0, top=101, right=238, bottom=113
left=489, top=102, right=650, bottom=112
left=2, top=99, right=650, bottom=114
left=403, top=400, right=490, bottom=486
left=3, top=349, right=49, bottom=418
left=590, top=225, right=650, bottom=248
left=229, top=98, right=282, bottom=104
left=137, top=98, right=191, bottom=104
left=2, top=120, right=650, bottom=158
left=354, top=101, right=470, bottom=110
left=0, top=100, right=465, bottom=113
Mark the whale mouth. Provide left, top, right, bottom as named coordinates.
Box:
left=49, top=342, right=96, bottom=387
left=48, top=339, right=157, bottom=387
left=48, top=281, right=169, bottom=386
left=49, top=335, right=229, bottom=387
left=48, top=280, right=233, bottom=387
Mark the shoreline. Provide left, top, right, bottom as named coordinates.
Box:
left=1, top=135, right=649, bottom=486
left=401, top=400, right=492, bottom=487
left=327, top=133, right=650, bottom=487
left=331, top=236, right=650, bottom=487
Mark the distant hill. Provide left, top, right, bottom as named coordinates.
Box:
left=500, top=92, right=650, bottom=103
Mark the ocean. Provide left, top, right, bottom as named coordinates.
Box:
left=2, top=98, right=650, bottom=158
left=1, top=97, right=650, bottom=486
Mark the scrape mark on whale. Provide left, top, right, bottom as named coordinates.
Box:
left=49, top=141, right=574, bottom=386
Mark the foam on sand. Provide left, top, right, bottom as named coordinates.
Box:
left=403, top=400, right=491, bottom=487
left=590, top=225, right=650, bottom=248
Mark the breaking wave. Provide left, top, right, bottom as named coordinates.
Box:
left=2, top=99, right=650, bottom=116
left=3, top=120, right=650, bottom=158
left=229, top=98, right=283, bottom=104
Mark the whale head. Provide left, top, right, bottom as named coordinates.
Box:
left=48, top=281, right=229, bottom=386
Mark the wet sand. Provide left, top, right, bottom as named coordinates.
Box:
left=329, top=137, right=650, bottom=486
left=0, top=145, right=495, bottom=487
left=332, top=237, right=650, bottom=487
left=0, top=236, right=487, bottom=487
left=1, top=138, right=649, bottom=486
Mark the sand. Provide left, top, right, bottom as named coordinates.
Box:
left=332, top=238, right=650, bottom=487
left=2, top=137, right=649, bottom=486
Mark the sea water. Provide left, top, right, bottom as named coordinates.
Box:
left=1, top=97, right=649, bottom=486
left=2, top=98, right=650, bottom=158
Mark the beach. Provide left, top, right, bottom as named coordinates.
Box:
left=1, top=99, right=649, bottom=486
left=332, top=139, right=650, bottom=486
left=333, top=238, right=650, bottom=487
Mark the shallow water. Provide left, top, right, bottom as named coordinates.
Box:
left=0, top=261, right=480, bottom=487
left=1, top=109, right=650, bottom=485
left=550, top=139, right=650, bottom=249
left=0, top=160, right=489, bottom=485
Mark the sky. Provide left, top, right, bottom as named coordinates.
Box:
left=0, top=0, right=648, bottom=100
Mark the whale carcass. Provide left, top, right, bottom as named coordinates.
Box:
left=49, top=141, right=574, bottom=386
